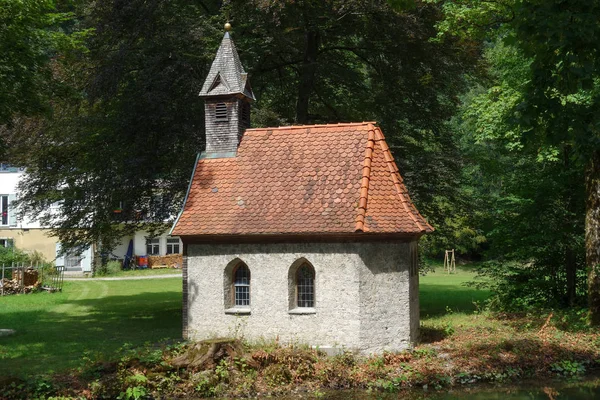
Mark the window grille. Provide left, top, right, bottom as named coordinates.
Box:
left=233, top=264, right=250, bottom=306
left=296, top=264, right=315, bottom=308
left=166, top=237, right=180, bottom=254
left=146, top=238, right=160, bottom=255
left=215, top=103, right=228, bottom=121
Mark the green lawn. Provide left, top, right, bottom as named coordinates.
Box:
left=84, top=268, right=182, bottom=278
left=0, top=267, right=491, bottom=378
left=420, top=267, right=490, bottom=317
left=0, top=278, right=182, bottom=376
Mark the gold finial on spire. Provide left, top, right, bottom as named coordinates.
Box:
left=224, top=22, right=232, bottom=32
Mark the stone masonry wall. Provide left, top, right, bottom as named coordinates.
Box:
left=357, top=241, right=414, bottom=353
left=186, top=241, right=418, bottom=354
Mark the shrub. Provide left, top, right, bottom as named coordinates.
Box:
left=551, top=360, right=586, bottom=378
left=96, top=261, right=122, bottom=276
left=0, top=246, right=37, bottom=266
left=469, top=260, right=587, bottom=311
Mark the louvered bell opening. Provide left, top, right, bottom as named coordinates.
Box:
left=215, top=102, right=228, bottom=121
left=241, top=101, right=251, bottom=129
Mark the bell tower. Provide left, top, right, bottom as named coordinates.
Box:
left=199, top=23, right=255, bottom=158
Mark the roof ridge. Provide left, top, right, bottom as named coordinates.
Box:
left=373, top=127, right=432, bottom=233
left=355, top=124, right=377, bottom=232
left=246, top=121, right=377, bottom=132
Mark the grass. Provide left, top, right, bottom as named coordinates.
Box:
left=1, top=266, right=490, bottom=378
left=420, top=266, right=490, bottom=317
left=3, top=264, right=600, bottom=399
left=0, top=278, right=182, bottom=376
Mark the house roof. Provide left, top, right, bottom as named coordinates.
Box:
left=172, top=122, right=433, bottom=237
left=199, top=32, right=255, bottom=100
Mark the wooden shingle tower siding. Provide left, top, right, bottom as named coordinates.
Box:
left=199, top=31, right=255, bottom=157
left=173, top=27, right=433, bottom=353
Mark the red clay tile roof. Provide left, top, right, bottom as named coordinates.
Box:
left=172, top=122, right=433, bottom=236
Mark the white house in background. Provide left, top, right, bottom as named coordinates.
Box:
left=0, top=164, right=182, bottom=272
left=112, top=231, right=182, bottom=261
left=0, top=164, right=62, bottom=261
left=0, top=165, right=93, bottom=271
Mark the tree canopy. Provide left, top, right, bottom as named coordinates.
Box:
left=2, top=0, right=600, bottom=318
left=4, top=0, right=479, bottom=256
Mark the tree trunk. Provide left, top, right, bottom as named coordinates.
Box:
left=295, top=29, right=320, bottom=124
left=92, top=242, right=102, bottom=277
left=564, top=147, right=577, bottom=307
left=585, top=149, right=600, bottom=325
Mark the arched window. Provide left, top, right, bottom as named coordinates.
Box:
left=233, top=264, right=251, bottom=307
left=215, top=102, right=228, bottom=121
left=296, top=263, right=315, bottom=308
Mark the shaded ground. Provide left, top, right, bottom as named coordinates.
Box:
left=0, top=279, right=182, bottom=375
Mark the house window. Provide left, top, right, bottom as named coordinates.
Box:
left=1, top=195, right=8, bottom=226
left=233, top=264, right=250, bottom=307
left=65, top=251, right=83, bottom=269
left=0, top=238, right=13, bottom=248
left=146, top=238, right=160, bottom=255
left=215, top=103, right=228, bottom=121
left=166, top=237, right=181, bottom=254
left=296, top=264, right=315, bottom=308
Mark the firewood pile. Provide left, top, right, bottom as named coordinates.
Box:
left=0, top=278, right=41, bottom=295
left=148, top=254, right=183, bottom=269
left=0, top=268, right=40, bottom=295
left=13, top=268, right=39, bottom=286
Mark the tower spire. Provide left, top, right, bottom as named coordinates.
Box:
left=200, top=24, right=254, bottom=157
left=199, top=24, right=255, bottom=100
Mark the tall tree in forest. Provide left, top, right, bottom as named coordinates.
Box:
left=0, top=0, right=87, bottom=157
left=8, top=0, right=212, bottom=253
left=432, top=0, right=600, bottom=322
left=10, top=0, right=479, bottom=260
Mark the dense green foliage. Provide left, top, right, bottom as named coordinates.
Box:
left=0, top=0, right=81, bottom=124
left=3, top=0, right=479, bottom=258
left=1, top=0, right=599, bottom=313
left=0, top=245, right=46, bottom=266
left=427, top=0, right=599, bottom=313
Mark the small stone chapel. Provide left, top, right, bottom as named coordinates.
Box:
left=171, top=26, right=433, bottom=354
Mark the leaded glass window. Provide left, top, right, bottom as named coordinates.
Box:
left=234, top=264, right=250, bottom=306
left=296, top=264, right=315, bottom=308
